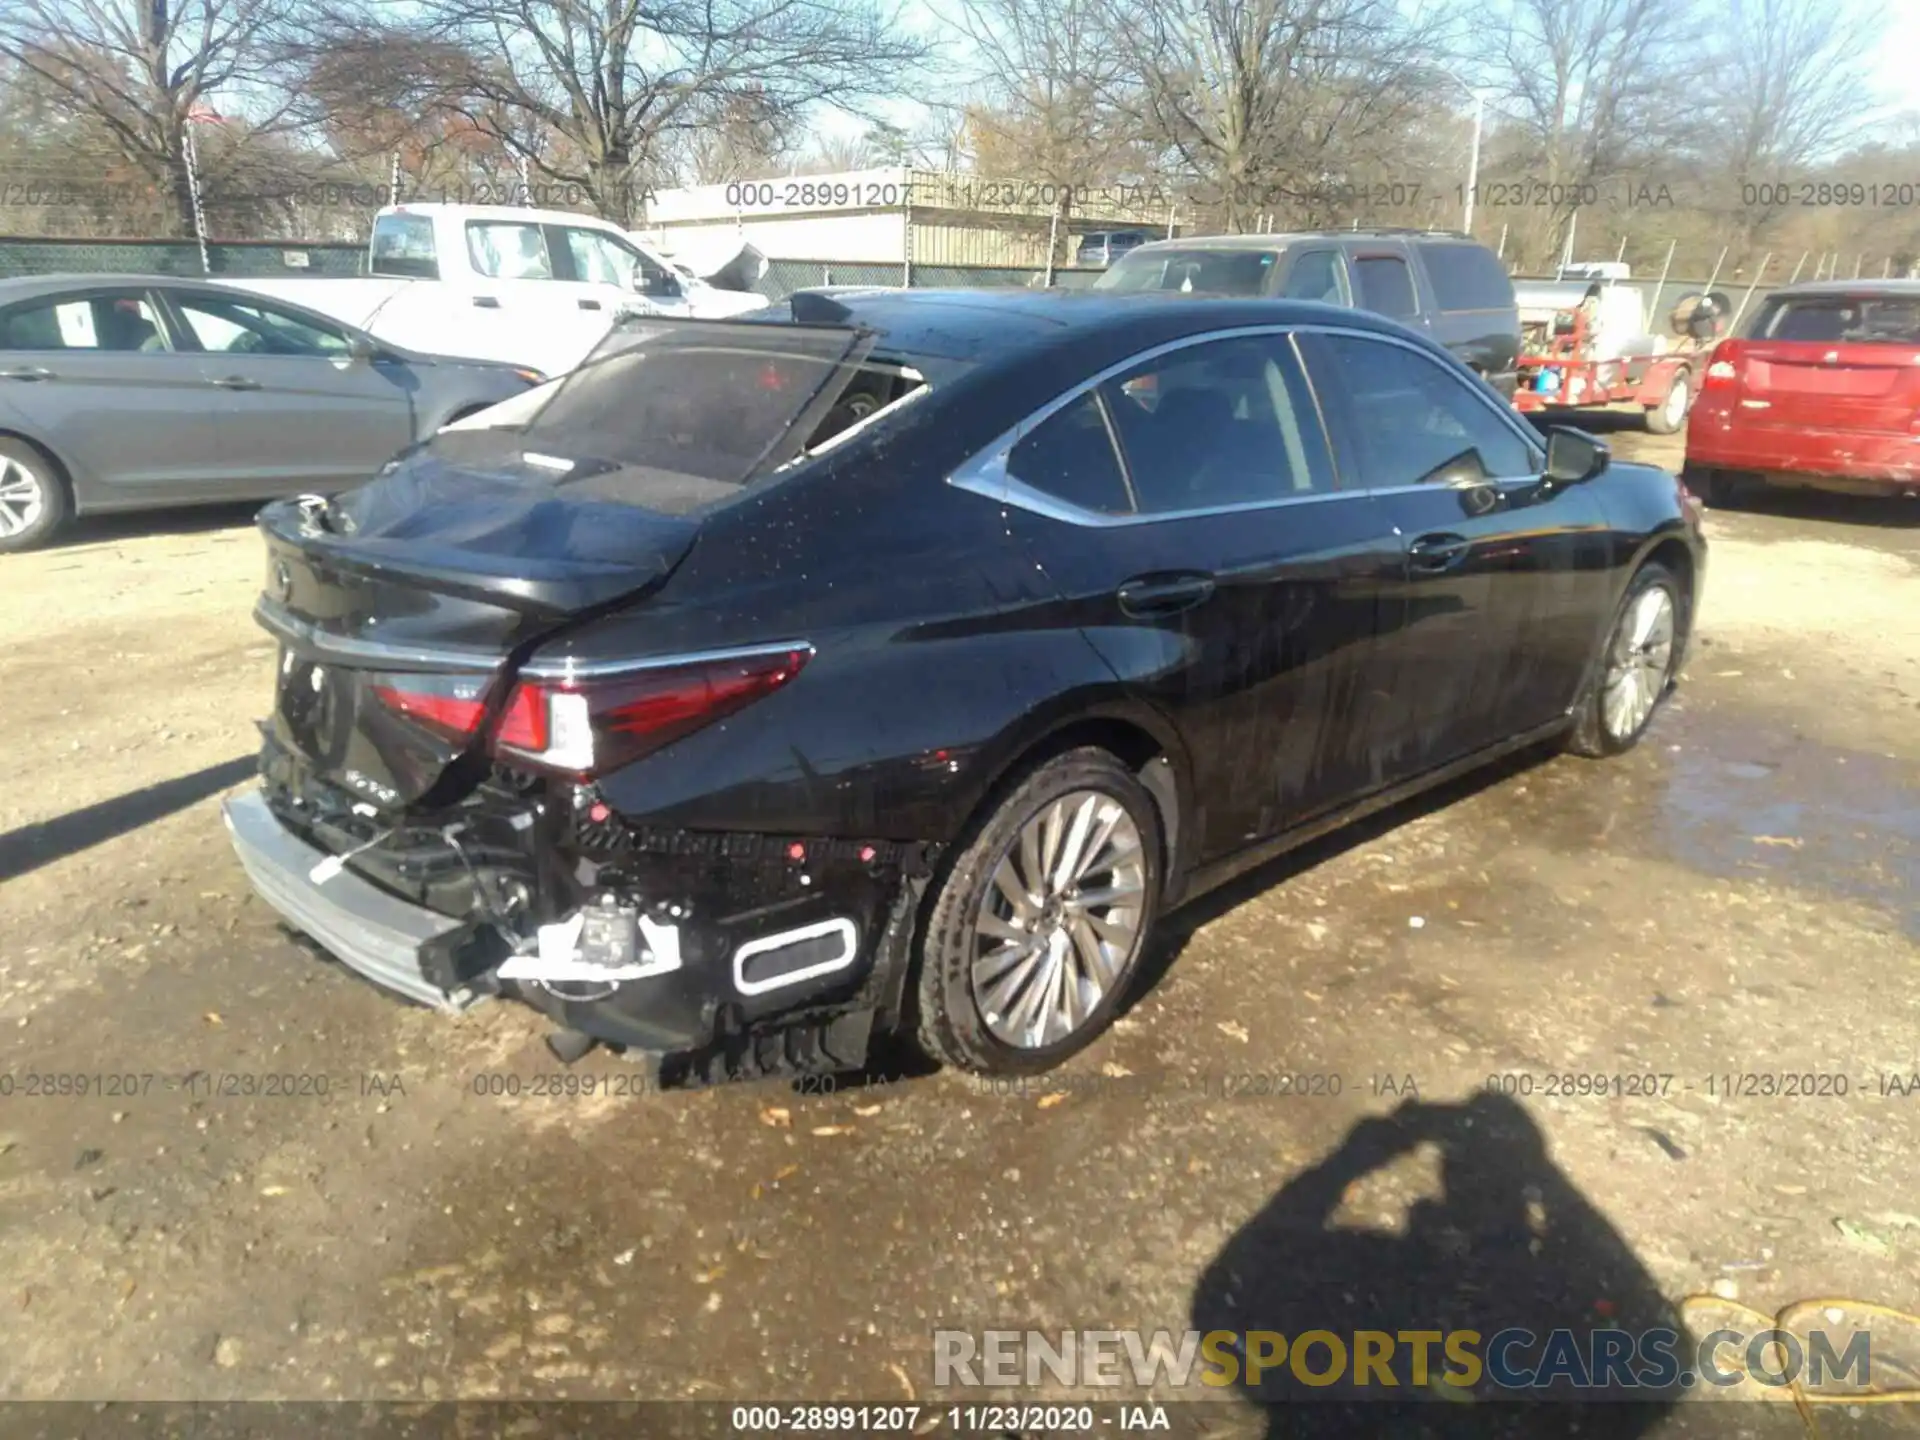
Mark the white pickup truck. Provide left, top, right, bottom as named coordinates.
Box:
left=231, top=203, right=769, bottom=377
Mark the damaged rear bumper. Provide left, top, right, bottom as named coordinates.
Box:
left=222, top=782, right=930, bottom=1078
left=223, top=790, right=487, bottom=1013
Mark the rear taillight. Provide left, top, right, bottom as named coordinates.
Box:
left=371, top=674, right=493, bottom=742
left=372, top=672, right=549, bottom=751
left=492, top=647, right=811, bottom=778
left=1702, top=340, right=1742, bottom=390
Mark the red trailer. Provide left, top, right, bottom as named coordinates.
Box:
left=1511, top=281, right=1724, bottom=435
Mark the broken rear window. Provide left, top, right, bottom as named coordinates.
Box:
left=455, top=318, right=910, bottom=488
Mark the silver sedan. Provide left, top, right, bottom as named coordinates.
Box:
left=0, top=275, right=543, bottom=551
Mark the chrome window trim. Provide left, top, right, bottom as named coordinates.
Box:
left=520, top=639, right=815, bottom=682
left=947, top=322, right=1543, bottom=527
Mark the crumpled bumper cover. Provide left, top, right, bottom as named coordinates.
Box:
left=222, top=789, right=485, bottom=1014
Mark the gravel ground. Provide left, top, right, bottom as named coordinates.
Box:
left=0, top=425, right=1916, bottom=1435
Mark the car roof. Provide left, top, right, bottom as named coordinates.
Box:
left=779, top=286, right=1424, bottom=364
left=379, top=202, right=616, bottom=230
left=0, top=273, right=288, bottom=305
left=1126, top=229, right=1474, bottom=253
left=1763, top=279, right=1920, bottom=299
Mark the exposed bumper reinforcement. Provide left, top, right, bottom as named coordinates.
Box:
left=222, top=790, right=486, bottom=1014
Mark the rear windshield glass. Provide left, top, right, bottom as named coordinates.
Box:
left=439, top=317, right=915, bottom=492
left=1093, top=248, right=1279, bottom=295
left=369, top=214, right=439, bottom=279
left=1748, top=295, right=1920, bottom=344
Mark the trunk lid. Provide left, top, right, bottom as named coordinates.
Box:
left=254, top=316, right=877, bottom=810
left=257, top=442, right=704, bottom=808
left=1735, top=293, right=1920, bottom=433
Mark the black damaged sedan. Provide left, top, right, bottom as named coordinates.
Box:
left=224, top=290, right=1705, bottom=1082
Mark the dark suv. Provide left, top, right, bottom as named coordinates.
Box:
left=1093, top=229, right=1521, bottom=398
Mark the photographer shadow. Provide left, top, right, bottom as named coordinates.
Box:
left=1191, top=1093, right=1700, bottom=1438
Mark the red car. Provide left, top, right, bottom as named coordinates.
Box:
left=1685, top=280, right=1920, bottom=504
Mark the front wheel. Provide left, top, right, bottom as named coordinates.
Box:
left=1564, top=561, right=1685, bottom=758
left=911, top=748, right=1163, bottom=1076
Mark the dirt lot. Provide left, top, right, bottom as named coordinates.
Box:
left=1, top=425, right=1916, bottom=1433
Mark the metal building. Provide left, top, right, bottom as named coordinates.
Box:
left=639, top=167, right=1176, bottom=270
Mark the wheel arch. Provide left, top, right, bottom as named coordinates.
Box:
left=954, top=699, right=1196, bottom=904
left=0, top=427, right=76, bottom=499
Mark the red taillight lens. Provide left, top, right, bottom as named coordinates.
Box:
left=492, top=648, right=810, bottom=777
left=371, top=674, right=492, bottom=741
left=1702, top=341, right=1742, bottom=390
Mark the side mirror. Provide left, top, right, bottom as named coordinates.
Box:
left=346, top=333, right=377, bottom=363
left=636, top=270, right=682, bottom=298
left=1544, top=426, right=1609, bottom=484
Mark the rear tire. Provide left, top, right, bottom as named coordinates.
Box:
left=0, top=438, right=70, bottom=553
left=1643, top=370, right=1691, bottom=434
left=1564, top=561, right=1686, bottom=759
left=911, top=748, right=1163, bottom=1076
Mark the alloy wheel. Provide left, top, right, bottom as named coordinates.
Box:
left=1601, top=585, right=1675, bottom=741
left=969, top=790, right=1147, bottom=1049
left=0, top=457, right=46, bottom=539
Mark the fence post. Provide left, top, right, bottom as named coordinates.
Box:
left=1648, top=238, right=1676, bottom=334
left=1703, top=245, right=1728, bottom=296
left=1730, top=252, right=1770, bottom=332
left=183, top=128, right=211, bottom=276
left=902, top=169, right=914, bottom=288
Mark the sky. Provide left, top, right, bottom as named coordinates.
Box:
left=817, top=0, right=1920, bottom=152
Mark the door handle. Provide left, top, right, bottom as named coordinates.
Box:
left=577, top=298, right=603, bottom=311
left=1407, top=533, right=1471, bottom=574
left=1117, top=572, right=1216, bottom=617
left=472, top=296, right=501, bottom=309
left=209, top=375, right=262, bottom=390
left=0, top=366, right=52, bottom=381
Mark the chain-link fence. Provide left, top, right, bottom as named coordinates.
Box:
left=0, top=238, right=366, bottom=279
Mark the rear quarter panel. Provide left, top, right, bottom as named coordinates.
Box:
left=532, top=389, right=1183, bottom=846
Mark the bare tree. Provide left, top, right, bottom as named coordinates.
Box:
left=308, top=0, right=934, bottom=225
left=1475, top=0, right=1700, bottom=268
left=680, top=86, right=798, bottom=183
left=957, top=0, right=1136, bottom=257
left=1699, top=0, right=1886, bottom=247
left=1097, top=0, right=1442, bottom=232
left=0, top=0, right=304, bottom=237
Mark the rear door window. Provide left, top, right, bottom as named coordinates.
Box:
left=0, top=293, right=166, bottom=351
left=370, top=214, right=439, bottom=279
left=1352, top=255, right=1419, bottom=319
left=1417, top=242, right=1513, bottom=312
left=1099, top=334, right=1335, bottom=511
left=1750, top=296, right=1920, bottom=343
